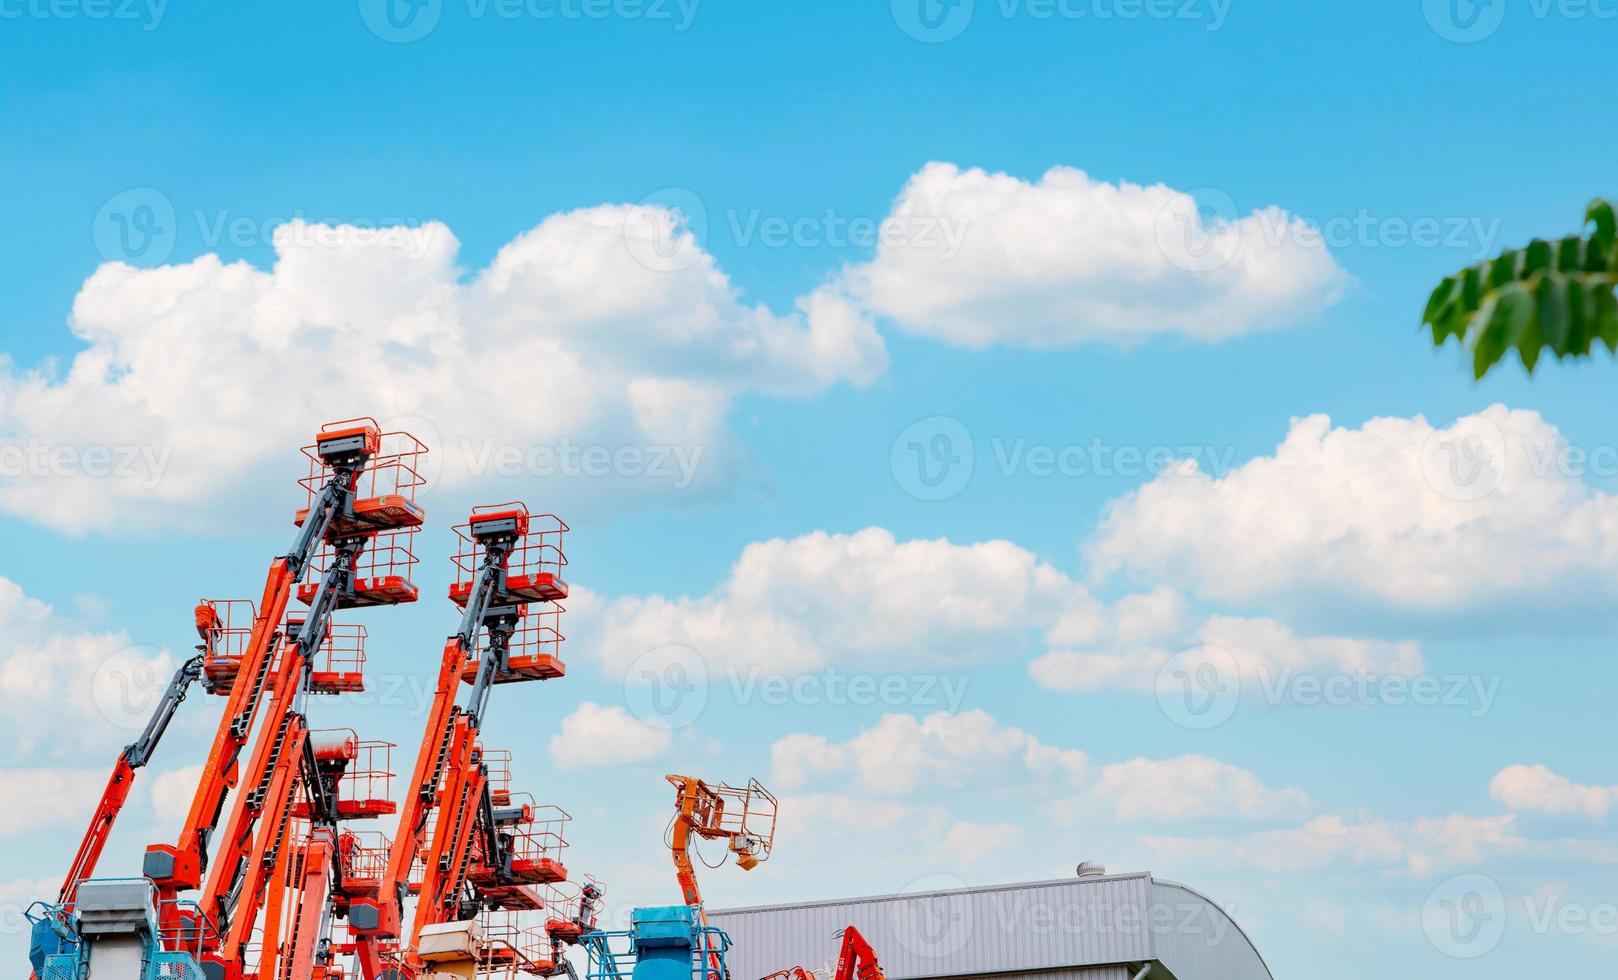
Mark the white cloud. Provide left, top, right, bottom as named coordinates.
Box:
left=1491, top=764, right=1617, bottom=823
left=932, top=821, right=1026, bottom=866
left=548, top=702, right=671, bottom=770
left=0, top=205, right=886, bottom=532
left=1143, top=812, right=1526, bottom=876
left=0, top=576, right=176, bottom=758
left=576, top=527, right=1083, bottom=675
left=771, top=710, right=1088, bottom=796
left=1030, top=614, right=1422, bottom=693
left=0, top=769, right=108, bottom=836
left=1089, top=405, right=1618, bottom=616
left=844, top=163, right=1346, bottom=349
left=150, top=765, right=205, bottom=824
left=1050, top=756, right=1313, bottom=823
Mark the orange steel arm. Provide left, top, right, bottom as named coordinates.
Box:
left=148, top=561, right=297, bottom=895
left=281, top=829, right=337, bottom=980
left=834, top=927, right=884, bottom=980
left=60, top=652, right=205, bottom=906
left=355, top=635, right=473, bottom=948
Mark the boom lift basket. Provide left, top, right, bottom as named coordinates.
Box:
left=297, top=528, right=421, bottom=608
left=336, top=830, right=392, bottom=901
left=308, top=622, right=368, bottom=694
left=296, top=421, right=428, bottom=537
left=479, top=912, right=559, bottom=977
left=450, top=506, right=569, bottom=606
left=460, top=603, right=566, bottom=685
left=197, top=598, right=259, bottom=694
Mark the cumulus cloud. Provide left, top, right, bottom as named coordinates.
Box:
left=1030, top=614, right=1423, bottom=693
left=844, top=163, right=1346, bottom=349
left=150, top=765, right=206, bottom=824
left=772, top=710, right=1088, bottom=796
left=575, top=527, right=1082, bottom=675
left=0, top=769, right=109, bottom=836
left=1143, top=812, right=1527, bottom=877
left=0, top=576, right=177, bottom=758
left=1048, top=756, right=1314, bottom=823
left=0, top=205, right=886, bottom=532
left=1089, top=405, right=1618, bottom=617
left=1491, top=764, right=1617, bottom=823
left=548, top=702, right=671, bottom=770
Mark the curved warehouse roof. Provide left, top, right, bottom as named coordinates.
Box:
left=708, top=871, right=1272, bottom=980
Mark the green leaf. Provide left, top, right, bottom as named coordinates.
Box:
left=1424, top=196, right=1618, bottom=378
left=1587, top=198, right=1616, bottom=252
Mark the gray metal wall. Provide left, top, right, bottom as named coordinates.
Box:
left=708, top=874, right=1271, bottom=980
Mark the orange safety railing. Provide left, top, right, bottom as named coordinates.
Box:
left=337, top=831, right=392, bottom=900
left=485, top=750, right=514, bottom=807
left=309, top=622, right=367, bottom=694
left=299, top=528, right=421, bottom=608
left=542, top=875, right=602, bottom=943
left=450, top=505, right=569, bottom=606
left=480, top=912, right=559, bottom=977
left=336, top=740, right=397, bottom=820
left=299, top=421, right=428, bottom=534
left=461, top=604, right=566, bottom=685
left=503, top=799, right=570, bottom=884
left=197, top=598, right=260, bottom=694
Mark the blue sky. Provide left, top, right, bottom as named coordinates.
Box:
left=2, top=2, right=1617, bottom=978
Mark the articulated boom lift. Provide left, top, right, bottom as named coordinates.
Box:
left=349, top=503, right=572, bottom=978
left=57, top=653, right=208, bottom=909
left=666, top=775, right=777, bottom=919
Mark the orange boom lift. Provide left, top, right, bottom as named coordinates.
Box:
left=144, top=419, right=426, bottom=966
left=349, top=503, right=572, bottom=978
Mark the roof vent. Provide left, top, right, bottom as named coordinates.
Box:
left=1076, top=861, right=1107, bottom=878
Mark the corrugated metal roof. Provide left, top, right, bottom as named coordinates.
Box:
left=708, top=873, right=1271, bottom=980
